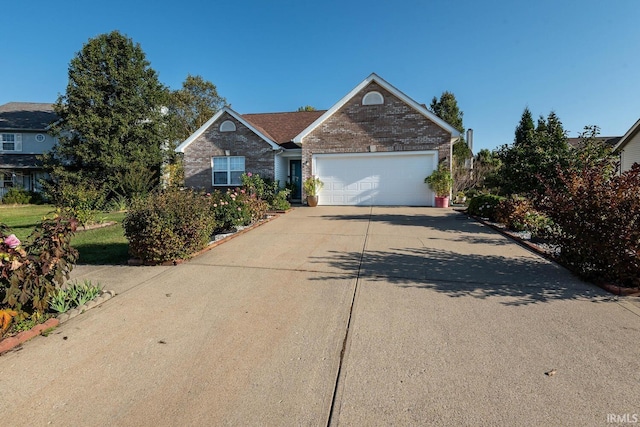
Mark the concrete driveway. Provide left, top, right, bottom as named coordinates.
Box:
left=1, top=207, right=639, bottom=426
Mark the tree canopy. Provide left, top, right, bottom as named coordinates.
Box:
left=166, top=74, right=227, bottom=143
left=297, top=105, right=317, bottom=112
left=496, top=109, right=570, bottom=195
left=47, top=30, right=168, bottom=193
left=429, top=91, right=471, bottom=165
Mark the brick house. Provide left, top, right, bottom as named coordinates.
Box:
left=177, top=73, right=460, bottom=206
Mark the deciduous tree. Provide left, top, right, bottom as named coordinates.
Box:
left=46, top=31, right=167, bottom=195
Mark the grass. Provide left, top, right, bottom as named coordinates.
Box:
left=1, top=204, right=129, bottom=265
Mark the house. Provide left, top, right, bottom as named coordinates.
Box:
left=0, top=102, right=58, bottom=198
left=613, top=118, right=640, bottom=173
left=177, top=73, right=461, bottom=206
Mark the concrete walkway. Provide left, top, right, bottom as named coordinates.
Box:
left=1, top=207, right=639, bottom=426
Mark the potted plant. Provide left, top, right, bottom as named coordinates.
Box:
left=424, top=165, right=453, bottom=208
left=303, top=176, right=324, bottom=207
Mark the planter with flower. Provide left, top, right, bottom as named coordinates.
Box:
left=424, top=164, right=453, bottom=208
left=303, top=176, right=324, bottom=207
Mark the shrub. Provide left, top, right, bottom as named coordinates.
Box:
left=1, top=187, right=44, bottom=205
left=242, top=173, right=291, bottom=210
left=123, top=190, right=216, bottom=263
left=467, top=194, right=504, bottom=221
left=208, top=189, right=252, bottom=233
left=46, top=178, right=106, bottom=225
left=1, top=213, right=78, bottom=315
left=538, top=162, right=640, bottom=288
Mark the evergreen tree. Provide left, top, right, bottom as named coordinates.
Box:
left=46, top=30, right=168, bottom=194
left=496, top=109, right=570, bottom=195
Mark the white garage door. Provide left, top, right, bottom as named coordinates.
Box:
left=314, top=151, right=437, bottom=206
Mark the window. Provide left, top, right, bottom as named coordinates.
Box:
left=220, top=120, right=237, bottom=132
left=212, top=156, right=245, bottom=186
left=1, top=133, right=22, bottom=151
left=362, top=91, right=384, bottom=105
left=1, top=172, right=14, bottom=188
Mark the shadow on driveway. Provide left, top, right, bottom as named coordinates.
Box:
left=309, top=244, right=608, bottom=307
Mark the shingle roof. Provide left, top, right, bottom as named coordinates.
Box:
left=0, top=154, right=43, bottom=169
left=242, top=111, right=326, bottom=147
left=0, top=102, right=58, bottom=131
left=567, top=136, right=621, bottom=150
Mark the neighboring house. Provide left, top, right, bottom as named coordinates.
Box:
left=0, top=102, right=58, bottom=198
left=177, top=73, right=461, bottom=206
left=613, top=118, right=640, bottom=173
left=566, top=136, right=621, bottom=151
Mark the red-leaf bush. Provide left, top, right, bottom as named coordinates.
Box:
left=1, top=214, right=78, bottom=315
left=538, top=162, right=640, bottom=288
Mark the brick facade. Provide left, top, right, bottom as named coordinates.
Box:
left=183, top=112, right=275, bottom=191
left=301, top=82, right=452, bottom=183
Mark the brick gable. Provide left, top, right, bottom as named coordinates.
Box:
left=301, top=82, right=451, bottom=180
left=182, top=111, right=275, bottom=190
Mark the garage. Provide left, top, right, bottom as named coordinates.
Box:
left=314, top=151, right=438, bottom=206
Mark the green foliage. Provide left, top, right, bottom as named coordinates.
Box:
left=207, top=190, right=252, bottom=232
left=1, top=214, right=79, bottom=315
left=123, top=189, right=217, bottom=263
left=241, top=173, right=291, bottom=210
left=46, top=30, right=167, bottom=194
left=1, top=188, right=44, bottom=205
left=44, top=177, right=106, bottom=226
left=303, top=176, right=324, bottom=196
left=467, top=194, right=504, bottom=221
left=166, top=74, right=227, bottom=144
left=537, top=161, right=640, bottom=288
left=496, top=109, right=570, bottom=196
left=297, top=105, right=317, bottom=112
left=430, top=91, right=464, bottom=134
left=494, top=195, right=553, bottom=236
left=49, top=280, right=102, bottom=313
left=425, top=164, right=453, bottom=197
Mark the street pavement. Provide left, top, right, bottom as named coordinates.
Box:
left=1, top=207, right=638, bottom=426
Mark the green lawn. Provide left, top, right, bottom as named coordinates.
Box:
left=1, top=204, right=129, bottom=264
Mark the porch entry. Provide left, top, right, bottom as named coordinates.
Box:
left=289, top=159, right=302, bottom=200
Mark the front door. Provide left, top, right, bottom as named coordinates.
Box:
left=289, top=159, right=302, bottom=200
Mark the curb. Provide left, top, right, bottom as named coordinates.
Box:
left=0, top=290, right=117, bottom=355
left=465, top=212, right=640, bottom=298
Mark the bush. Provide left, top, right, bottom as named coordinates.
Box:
left=123, top=190, right=217, bottom=263
left=1, top=214, right=78, bottom=315
left=1, top=187, right=44, bottom=205
left=241, top=173, right=291, bottom=210
left=467, top=194, right=504, bottom=221
left=45, top=178, right=106, bottom=225
left=207, top=189, right=252, bottom=233
left=538, top=162, right=640, bottom=288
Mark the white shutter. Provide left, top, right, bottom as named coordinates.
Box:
left=15, top=133, right=22, bottom=151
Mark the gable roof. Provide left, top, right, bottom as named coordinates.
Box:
left=176, top=107, right=282, bottom=153
left=292, top=73, right=461, bottom=143
left=242, top=111, right=325, bottom=148
left=0, top=102, right=58, bottom=131
left=612, top=118, right=640, bottom=153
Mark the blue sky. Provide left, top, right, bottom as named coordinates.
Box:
left=2, top=0, right=639, bottom=152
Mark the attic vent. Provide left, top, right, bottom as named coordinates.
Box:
left=362, top=91, right=384, bottom=105
left=35, top=134, right=46, bottom=142
left=220, top=120, right=236, bottom=132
